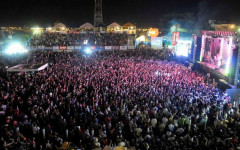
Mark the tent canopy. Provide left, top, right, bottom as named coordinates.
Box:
left=53, top=23, right=66, bottom=29
left=7, top=63, right=48, bottom=72
left=80, top=22, right=94, bottom=29
left=107, top=22, right=121, bottom=28
left=122, top=22, right=136, bottom=28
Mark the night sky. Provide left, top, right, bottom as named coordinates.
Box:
left=0, top=0, right=239, bottom=27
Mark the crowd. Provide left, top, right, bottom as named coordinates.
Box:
left=0, top=49, right=240, bottom=150
left=29, top=33, right=128, bottom=47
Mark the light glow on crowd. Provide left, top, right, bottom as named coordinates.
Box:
left=4, top=42, right=28, bottom=55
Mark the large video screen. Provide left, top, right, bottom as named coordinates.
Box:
left=151, top=37, right=163, bottom=50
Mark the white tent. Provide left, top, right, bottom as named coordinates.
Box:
left=107, top=22, right=122, bottom=33
left=7, top=63, right=48, bottom=72
left=79, top=22, right=94, bottom=29
left=107, top=22, right=121, bottom=28
left=54, top=23, right=66, bottom=29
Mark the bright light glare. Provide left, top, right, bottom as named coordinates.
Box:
left=84, top=40, right=88, bottom=45
left=31, top=27, right=41, bottom=35
left=139, top=36, right=145, bottom=42
left=225, top=37, right=233, bottom=75
left=5, top=43, right=28, bottom=55
left=85, top=48, right=92, bottom=54
left=176, top=40, right=191, bottom=57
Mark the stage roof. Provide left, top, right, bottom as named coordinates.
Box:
left=107, top=22, right=121, bottom=28
left=200, top=30, right=237, bottom=36
left=122, top=22, right=136, bottom=28
left=7, top=63, right=48, bottom=72
left=53, top=23, right=66, bottom=29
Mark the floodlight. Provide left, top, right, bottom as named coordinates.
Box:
left=84, top=47, right=92, bottom=54
left=139, top=36, right=145, bottom=42
left=175, top=40, right=191, bottom=57
left=5, top=43, right=28, bottom=55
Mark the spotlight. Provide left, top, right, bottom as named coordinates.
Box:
left=5, top=42, right=28, bottom=55
left=84, top=47, right=92, bottom=54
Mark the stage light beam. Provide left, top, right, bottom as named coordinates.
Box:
left=225, top=37, right=233, bottom=75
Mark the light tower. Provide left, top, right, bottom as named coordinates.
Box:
left=94, top=0, right=103, bottom=26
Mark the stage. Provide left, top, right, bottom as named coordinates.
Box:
left=195, top=30, right=239, bottom=87
left=200, top=62, right=225, bottom=75
left=197, top=62, right=236, bottom=90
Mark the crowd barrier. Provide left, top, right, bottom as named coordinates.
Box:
left=27, top=45, right=134, bottom=51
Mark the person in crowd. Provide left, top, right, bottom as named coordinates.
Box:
left=0, top=49, right=239, bottom=150
left=29, top=33, right=128, bottom=47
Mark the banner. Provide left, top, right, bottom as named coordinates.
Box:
left=113, top=46, right=120, bottom=50
left=31, top=46, right=37, bottom=50
left=45, top=47, right=53, bottom=50
left=96, top=46, right=105, bottom=51
left=74, top=46, right=81, bottom=50
left=172, top=32, right=179, bottom=46
left=60, top=46, right=67, bottom=50
left=128, top=46, right=135, bottom=49
left=105, top=46, right=112, bottom=50
left=120, top=46, right=127, bottom=50
left=151, top=37, right=163, bottom=50
left=53, top=46, right=59, bottom=50
left=37, top=46, right=45, bottom=50
left=67, top=46, right=74, bottom=50
left=90, top=46, right=96, bottom=50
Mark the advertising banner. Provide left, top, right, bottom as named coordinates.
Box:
left=99, top=46, right=105, bottom=50
left=128, top=46, right=135, bottom=49
left=120, top=46, right=127, bottom=50
left=151, top=37, right=163, bottom=50
left=67, top=46, right=74, bottom=50
left=97, top=46, right=105, bottom=51
left=105, top=46, right=112, bottom=50
left=113, top=46, right=120, bottom=50
left=90, top=46, right=96, bottom=50
left=74, top=46, right=81, bottom=50
left=148, top=28, right=159, bottom=37
left=53, top=46, right=59, bottom=50
left=60, top=46, right=67, bottom=50
left=45, top=47, right=53, bottom=50
left=31, top=46, right=37, bottom=50
left=37, top=46, right=45, bottom=50
left=172, top=32, right=180, bottom=46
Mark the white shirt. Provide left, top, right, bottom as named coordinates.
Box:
left=135, top=128, right=142, bottom=136
left=151, top=118, right=157, bottom=127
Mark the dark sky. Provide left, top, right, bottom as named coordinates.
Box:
left=0, top=0, right=239, bottom=27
